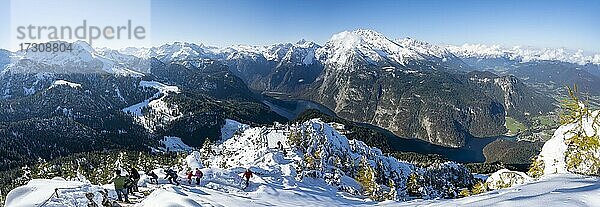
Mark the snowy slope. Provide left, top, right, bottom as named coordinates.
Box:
left=396, top=173, right=600, bottom=207
left=49, top=80, right=82, bottom=89
left=6, top=118, right=600, bottom=207
left=5, top=178, right=106, bottom=207
left=122, top=80, right=181, bottom=131
left=7, top=172, right=599, bottom=207
left=159, top=136, right=194, bottom=152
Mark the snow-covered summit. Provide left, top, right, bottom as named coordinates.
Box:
left=201, top=118, right=473, bottom=201
left=315, top=30, right=467, bottom=68
left=316, top=29, right=423, bottom=66
left=447, top=43, right=600, bottom=65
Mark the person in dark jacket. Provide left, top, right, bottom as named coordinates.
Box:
left=194, top=168, right=203, bottom=185
left=165, top=168, right=180, bottom=185
left=129, top=167, right=140, bottom=192
left=147, top=170, right=159, bottom=184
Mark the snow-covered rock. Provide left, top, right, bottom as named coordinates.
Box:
left=316, top=30, right=423, bottom=66
left=204, top=118, right=472, bottom=200
left=5, top=178, right=105, bottom=207
left=160, top=136, right=194, bottom=152
left=485, top=169, right=532, bottom=190
left=185, top=151, right=204, bottom=170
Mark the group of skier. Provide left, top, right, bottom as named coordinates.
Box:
left=111, top=167, right=141, bottom=203
left=105, top=139, right=293, bottom=203
left=111, top=166, right=254, bottom=203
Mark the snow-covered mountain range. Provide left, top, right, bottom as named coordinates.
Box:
left=2, top=30, right=598, bottom=77
left=447, top=44, right=600, bottom=65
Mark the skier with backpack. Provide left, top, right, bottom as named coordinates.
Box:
left=194, top=168, right=203, bottom=185
left=165, top=168, right=180, bottom=185
left=147, top=170, right=159, bottom=184
left=243, top=168, right=253, bottom=189
left=111, top=169, right=130, bottom=203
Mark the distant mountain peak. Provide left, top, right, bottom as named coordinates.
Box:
left=318, top=29, right=462, bottom=67
left=447, top=44, right=600, bottom=65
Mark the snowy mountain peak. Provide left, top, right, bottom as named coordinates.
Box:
left=295, top=39, right=315, bottom=48
left=317, top=29, right=441, bottom=67
left=154, top=42, right=214, bottom=62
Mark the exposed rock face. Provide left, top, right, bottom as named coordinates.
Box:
left=222, top=41, right=323, bottom=93
left=307, top=61, right=506, bottom=147
left=467, top=71, right=557, bottom=122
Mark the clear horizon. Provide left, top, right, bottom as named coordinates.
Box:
left=0, top=0, right=598, bottom=53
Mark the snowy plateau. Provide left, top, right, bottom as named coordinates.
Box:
left=5, top=118, right=600, bottom=207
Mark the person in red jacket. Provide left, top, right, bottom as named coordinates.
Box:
left=243, top=169, right=253, bottom=189
left=186, top=171, right=193, bottom=184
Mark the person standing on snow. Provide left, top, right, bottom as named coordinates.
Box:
left=194, top=168, right=203, bottom=185
left=277, top=141, right=286, bottom=156
left=129, top=167, right=140, bottom=192
left=243, top=169, right=253, bottom=189
left=112, top=169, right=130, bottom=203
left=186, top=171, right=193, bottom=184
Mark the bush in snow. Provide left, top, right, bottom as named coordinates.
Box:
left=405, top=162, right=474, bottom=199
left=291, top=119, right=414, bottom=201
left=529, top=86, right=600, bottom=177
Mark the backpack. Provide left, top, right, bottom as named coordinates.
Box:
left=124, top=177, right=134, bottom=188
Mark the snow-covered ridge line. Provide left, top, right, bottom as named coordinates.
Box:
left=447, top=43, right=600, bottom=65
left=3, top=30, right=599, bottom=74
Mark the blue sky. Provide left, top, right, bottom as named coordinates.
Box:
left=1, top=0, right=599, bottom=52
